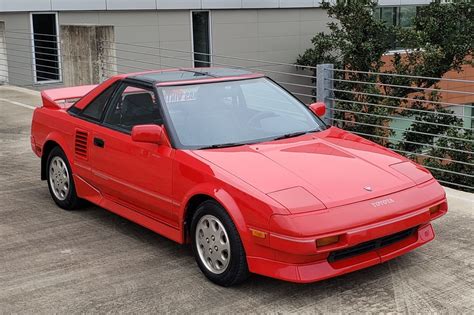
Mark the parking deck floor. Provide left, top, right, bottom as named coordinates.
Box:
left=0, top=85, right=473, bottom=313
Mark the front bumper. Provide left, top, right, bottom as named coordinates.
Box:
left=246, top=179, right=447, bottom=283
left=248, top=223, right=434, bottom=283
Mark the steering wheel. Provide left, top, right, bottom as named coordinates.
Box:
left=247, top=111, right=276, bottom=128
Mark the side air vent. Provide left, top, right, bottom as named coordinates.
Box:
left=75, top=130, right=89, bottom=160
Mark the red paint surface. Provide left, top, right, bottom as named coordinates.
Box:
left=31, top=70, right=447, bottom=283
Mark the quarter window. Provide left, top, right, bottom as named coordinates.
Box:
left=80, top=83, right=117, bottom=121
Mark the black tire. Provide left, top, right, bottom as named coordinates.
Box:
left=190, top=200, right=249, bottom=286
left=46, top=146, right=83, bottom=210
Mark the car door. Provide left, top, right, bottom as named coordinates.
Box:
left=69, top=81, right=119, bottom=188
left=89, top=82, right=178, bottom=228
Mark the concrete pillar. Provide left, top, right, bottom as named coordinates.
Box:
left=0, top=21, right=8, bottom=85
left=60, top=25, right=116, bottom=86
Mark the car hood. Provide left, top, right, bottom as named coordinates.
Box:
left=192, top=127, right=432, bottom=209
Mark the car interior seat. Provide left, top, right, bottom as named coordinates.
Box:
left=121, top=93, right=162, bottom=129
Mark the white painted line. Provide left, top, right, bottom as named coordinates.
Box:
left=0, top=98, right=36, bottom=110
left=443, top=187, right=474, bottom=203
left=0, top=85, right=41, bottom=97
left=448, top=195, right=474, bottom=203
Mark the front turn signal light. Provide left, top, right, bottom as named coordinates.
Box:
left=429, top=204, right=440, bottom=215
left=316, top=235, right=339, bottom=247
left=250, top=229, right=267, bottom=239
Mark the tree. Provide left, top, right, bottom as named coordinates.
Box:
left=424, top=129, right=473, bottom=192
left=296, top=0, right=473, bottom=191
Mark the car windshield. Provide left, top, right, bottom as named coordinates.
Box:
left=158, top=78, right=325, bottom=149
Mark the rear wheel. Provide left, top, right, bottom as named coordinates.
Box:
left=191, top=200, right=249, bottom=286
left=46, top=146, right=82, bottom=210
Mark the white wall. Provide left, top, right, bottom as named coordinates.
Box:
left=0, top=8, right=328, bottom=95
left=0, top=12, right=34, bottom=86
left=58, top=10, right=193, bottom=74
left=211, top=8, right=330, bottom=102
left=0, top=0, right=433, bottom=12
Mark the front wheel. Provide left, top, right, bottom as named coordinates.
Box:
left=46, top=146, right=83, bottom=210
left=191, top=200, right=249, bottom=286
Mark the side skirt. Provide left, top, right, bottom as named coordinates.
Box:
left=74, top=174, right=183, bottom=244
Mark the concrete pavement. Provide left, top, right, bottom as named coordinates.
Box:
left=0, top=85, right=473, bottom=313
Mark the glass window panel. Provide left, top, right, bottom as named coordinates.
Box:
left=160, top=78, right=325, bottom=148
left=104, top=84, right=162, bottom=131
left=81, top=83, right=117, bottom=121
left=192, top=11, right=211, bottom=68
left=379, top=7, right=398, bottom=27
left=399, top=6, right=417, bottom=28
left=32, top=14, right=60, bottom=82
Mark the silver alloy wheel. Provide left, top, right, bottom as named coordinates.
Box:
left=195, top=214, right=231, bottom=274
left=49, top=156, right=70, bottom=201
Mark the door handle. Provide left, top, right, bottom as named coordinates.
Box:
left=93, top=137, right=105, bottom=148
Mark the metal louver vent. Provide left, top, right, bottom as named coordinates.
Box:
left=75, top=130, right=88, bottom=159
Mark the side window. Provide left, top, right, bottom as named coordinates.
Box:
left=103, top=84, right=162, bottom=132
left=80, top=83, right=117, bottom=121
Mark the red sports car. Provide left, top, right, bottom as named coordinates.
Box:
left=31, top=68, right=447, bottom=286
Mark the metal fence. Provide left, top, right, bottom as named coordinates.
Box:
left=1, top=30, right=473, bottom=192
left=317, top=65, right=473, bottom=192
left=0, top=30, right=317, bottom=103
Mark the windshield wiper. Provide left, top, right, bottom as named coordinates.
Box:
left=272, top=129, right=320, bottom=141
left=200, top=142, right=246, bottom=150
left=199, top=130, right=320, bottom=149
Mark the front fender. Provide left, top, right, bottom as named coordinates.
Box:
left=179, top=180, right=283, bottom=262
left=180, top=183, right=249, bottom=239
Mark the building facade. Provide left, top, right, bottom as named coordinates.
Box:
left=0, top=0, right=435, bottom=88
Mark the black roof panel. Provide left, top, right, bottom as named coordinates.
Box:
left=128, top=68, right=254, bottom=83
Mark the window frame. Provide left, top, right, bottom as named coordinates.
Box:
left=70, top=79, right=174, bottom=144
left=30, top=12, right=62, bottom=84
left=101, top=80, right=164, bottom=135
left=190, top=10, right=213, bottom=68
left=398, top=6, right=418, bottom=28
left=80, top=82, right=120, bottom=122
left=375, top=4, right=422, bottom=52
left=155, top=77, right=327, bottom=150
left=69, top=81, right=120, bottom=124
left=71, top=77, right=327, bottom=150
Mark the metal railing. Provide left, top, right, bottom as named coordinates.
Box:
left=0, top=30, right=317, bottom=104
left=1, top=30, right=472, bottom=192
left=317, top=64, right=473, bottom=192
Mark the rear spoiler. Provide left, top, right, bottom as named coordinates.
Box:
left=41, top=85, right=98, bottom=109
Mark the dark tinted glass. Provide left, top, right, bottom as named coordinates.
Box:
left=32, top=14, right=60, bottom=81
left=192, top=11, right=211, bottom=68
left=380, top=7, right=398, bottom=26
left=81, top=83, right=117, bottom=121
